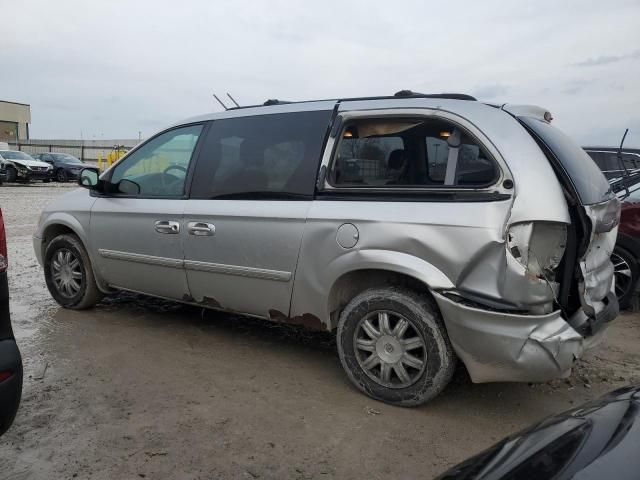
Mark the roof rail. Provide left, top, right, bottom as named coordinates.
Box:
left=263, top=99, right=293, bottom=106
left=393, top=90, right=477, bottom=101
left=227, top=91, right=477, bottom=110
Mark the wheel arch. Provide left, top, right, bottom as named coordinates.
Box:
left=291, top=249, right=454, bottom=331
left=39, top=215, right=111, bottom=294
left=41, top=215, right=88, bottom=252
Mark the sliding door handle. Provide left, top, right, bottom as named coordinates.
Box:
left=187, top=222, right=215, bottom=236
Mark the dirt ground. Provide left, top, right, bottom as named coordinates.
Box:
left=0, top=183, right=638, bottom=480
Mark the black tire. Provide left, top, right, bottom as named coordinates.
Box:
left=6, top=166, right=16, bottom=183
left=56, top=169, right=67, bottom=182
left=337, top=287, right=455, bottom=407
left=43, top=179, right=51, bottom=183
left=612, top=246, right=639, bottom=310
left=44, top=234, right=103, bottom=309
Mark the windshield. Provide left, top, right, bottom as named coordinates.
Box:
left=520, top=117, right=612, bottom=205
left=0, top=150, right=35, bottom=161
left=52, top=154, right=83, bottom=163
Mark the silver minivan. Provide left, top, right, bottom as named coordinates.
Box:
left=33, top=92, right=620, bottom=406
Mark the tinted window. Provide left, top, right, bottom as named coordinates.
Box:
left=331, top=118, right=497, bottom=188
left=623, top=153, right=640, bottom=172
left=110, top=125, right=202, bottom=197
left=336, top=136, right=405, bottom=185
left=585, top=151, right=623, bottom=180
left=522, top=118, right=612, bottom=205
left=191, top=110, right=332, bottom=198
left=52, top=153, right=82, bottom=163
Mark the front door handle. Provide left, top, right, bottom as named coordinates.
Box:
left=154, top=220, right=180, bottom=234
left=187, top=222, right=215, bottom=236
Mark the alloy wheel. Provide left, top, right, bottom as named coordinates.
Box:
left=353, top=310, right=427, bottom=389
left=612, top=252, right=633, bottom=301
left=51, top=249, right=83, bottom=298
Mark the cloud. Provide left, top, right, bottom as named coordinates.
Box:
left=1, top=0, right=639, bottom=146
left=561, top=80, right=592, bottom=95
left=574, top=49, right=640, bottom=67
left=472, top=85, right=510, bottom=100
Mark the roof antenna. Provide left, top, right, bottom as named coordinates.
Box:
left=226, top=93, right=241, bottom=108
left=213, top=94, right=229, bottom=110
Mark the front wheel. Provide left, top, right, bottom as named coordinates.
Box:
left=6, top=167, right=16, bottom=183
left=337, top=287, right=455, bottom=406
left=56, top=169, right=67, bottom=182
left=44, top=234, right=103, bottom=309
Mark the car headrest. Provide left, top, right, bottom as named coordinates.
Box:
left=447, top=129, right=462, bottom=148
left=388, top=149, right=407, bottom=170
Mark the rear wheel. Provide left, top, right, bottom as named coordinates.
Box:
left=611, top=247, right=639, bottom=310
left=337, top=287, right=455, bottom=406
left=44, top=234, right=103, bottom=309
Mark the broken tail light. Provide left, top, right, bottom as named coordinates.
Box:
left=0, top=209, right=6, bottom=273
left=506, top=222, right=568, bottom=278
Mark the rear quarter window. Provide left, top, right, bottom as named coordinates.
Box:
left=330, top=117, right=498, bottom=189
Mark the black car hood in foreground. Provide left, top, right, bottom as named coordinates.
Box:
left=437, top=385, right=640, bottom=480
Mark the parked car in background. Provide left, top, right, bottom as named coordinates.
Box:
left=0, top=208, right=23, bottom=436
left=585, top=146, right=640, bottom=180
left=607, top=175, right=640, bottom=309
left=32, top=153, right=87, bottom=182
left=437, top=384, right=640, bottom=479
left=0, top=165, right=6, bottom=186
left=34, top=93, right=619, bottom=406
left=0, top=150, right=53, bottom=183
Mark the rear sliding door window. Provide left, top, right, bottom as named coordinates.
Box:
left=522, top=117, right=612, bottom=205
left=190, top=110, right=333, bottom=199
left=330, top=118, right=497, bottom=188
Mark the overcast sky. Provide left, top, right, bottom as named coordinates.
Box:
left=2, top=0, right=639, bottom=146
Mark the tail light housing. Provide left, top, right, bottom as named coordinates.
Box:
left=506, top=222, right=568, bottom=278
left=0, top=208, right=6, bottom=273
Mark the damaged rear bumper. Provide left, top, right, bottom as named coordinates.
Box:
left=432, top=291, right=617, bottom=383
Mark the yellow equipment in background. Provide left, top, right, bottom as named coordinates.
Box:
left=98, top=146, right=127, bottom=172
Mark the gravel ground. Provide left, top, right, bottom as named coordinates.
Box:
left=0, top=183, right=639, bottom=479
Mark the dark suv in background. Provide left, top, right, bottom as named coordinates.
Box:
left=33, top=153, right=87, bottom=182
left=585, top=147, right=640, bottom=180
left=0, top=208, right=22, bottom=435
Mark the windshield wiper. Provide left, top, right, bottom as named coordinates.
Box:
left=617, top=129, right=631, bottom=200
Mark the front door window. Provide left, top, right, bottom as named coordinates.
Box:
left=110, top=125, right=203, bottom=197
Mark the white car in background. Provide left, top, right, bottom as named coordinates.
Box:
left=0, top=150, right=53, bottom=183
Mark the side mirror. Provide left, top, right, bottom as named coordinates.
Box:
left=78, top=168, right=99, bottom=189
